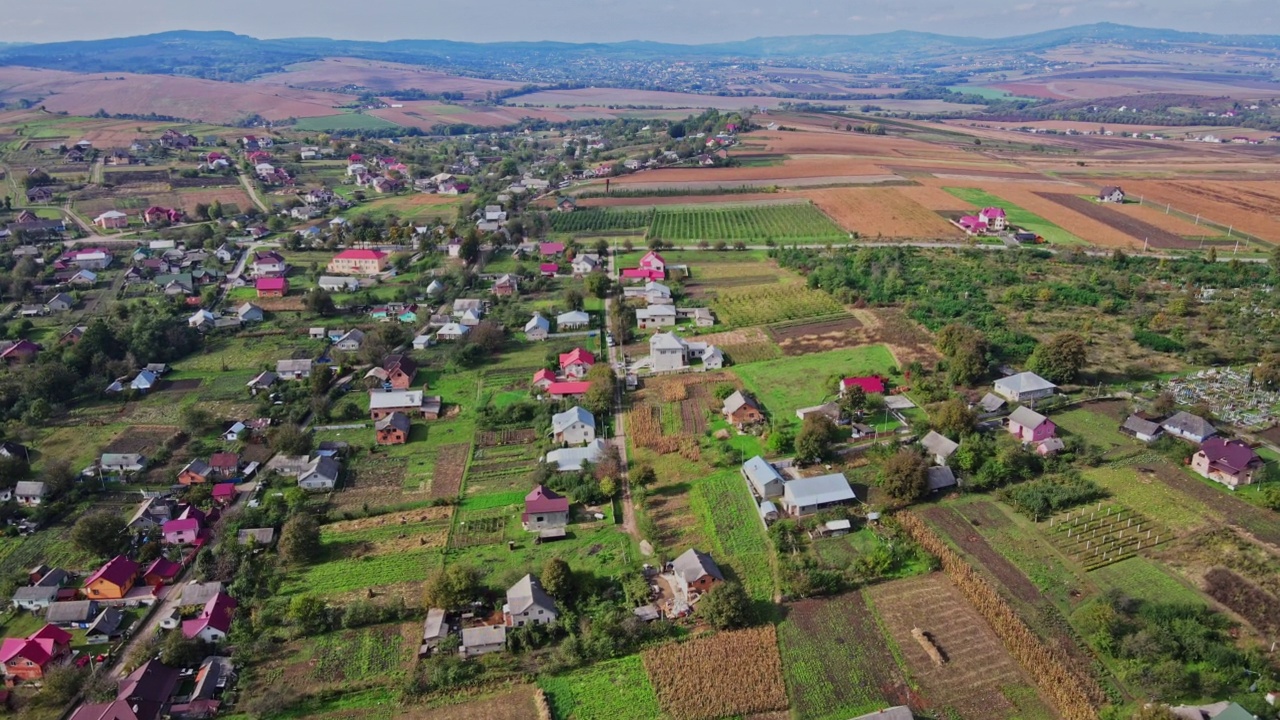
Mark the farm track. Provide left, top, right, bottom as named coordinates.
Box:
left=1035, top=193, right=1197, bottom=249
left=924, top=505, right=1111, bottom=705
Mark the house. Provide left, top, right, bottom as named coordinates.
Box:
left=841, top=376, right=886, bottom=396
left=249, top=251, right=286, bottom=277
left=128, top=497, right=176, bottom=532
left=539, top=242, right=565, bottom=257
left=557, top=311, right=590, bottom=331
left=920, top=431, right=959, bottom=466
left=742, top=456, right=783, bottom=498
left=437, top=323, right=469, bottom=341
left=636, top=304, right=677, bottom=329
left=551, top=406, right=596, bottom=445
left=182, top=593, right=237, bottom=643
left=178, top=582, right=225, bottom=609
left=1192, top=438, right=1262, bottom=488
left=69, top=658, right=180, bottom=720
left=1162, top=411, right=1216, bottom=443
left=532, top=369, right=556, bottom=391
left=556, top=197, right=577, bottom=212
left=759, top=500, right=780, bottom=522
left=977, top=393, right=1007, bottom=416
left=638, top=250, right=666, bottom=275
left=1121, top=415, right=1163, bottom=443
left=559, top=348, right=595, bottom=378
left=544, top=439, right=606, bottom=471
left=1036, top=437, right=1065, bottom=456
left=256, top=277, right=288, bottom=298
left=94, top=210, right=129, bottom=230
left=1, top=339, right=41, bottom=364
left=178, top=459, right=212, bottom=485
left=547, top=382, right=590, bottom=399
left=25, top=187, right=55, bottom=204
left=522, top=485, right=570, bottom=532
left=571, top=254, right=601, bottom=275
left=504, top=575, right=558, bottom=627
left=318, top=275, right=360, bottom=292
left=84, top=607, right=125, bottom=644
left=237, top=528, right=275, bottom=546
left=188, top=309, right=216, bottom=331
left=1007, top=406, right=1057, bottom=444
left=67, top=270, right=97, bottom=287
left=11, top=569, right=69, bottom=611
left=1098, top=186, right=1126, bottom=203
left=382, top=354, right=419, bottom=389
left=722, top=391, right=764, bottom=427
left=993, top=372, right=1057, bottom=403
left=649, top=332, right=689, bottom=372
left=624, top=281, right=672, bottom=304
left=621, top=268, right=664, bottom=282
left=163, top=518, right=202, bottom=546
left=143, top=558, right=182, bottom=588
left=671, top=548, right=723, bottom=596
left=927, top=466, right=958, bottom=493
left=13, top=481, right=45, bottom=507
left=375, top=412, right=411, bottom=445
left=0, top=624, right=71, bottom=682
left=781, top=473, right=857, bottom=516
left=420, top=608, right=449, bottom=656
left=298, top=456, right=340, bottom=491
left=539, top=262, right=559, bottom=277
left=209, top=453, right=239, bottom=478
left=702, top=346, right=725, bottom=370
left=796, top=401, right=841, bottom=423
left=492, top=274, right=519, bottom=296
left=276, top=359, right=313, bottom=380
left=45, top=293, right=74, bottom=313
left=46, top=600, right=99, bottom=627
left=247, top=371, right=278, bottom=392
left=83, top=556, right=139, bottom=600
left=524, top=313, right=550, bottom=341
left=327, top=249, right=389, bottom=275
left=100, top=453, right=146, bottom=475
left=369, top=390, right=430, bottom=420
left=459, top=625, right=506, bottom=657
left=978, top=207, right=1007, bottom=231
left=334, top=328, right=366, bottom=351
left=237, top=303, right=264, bottom=323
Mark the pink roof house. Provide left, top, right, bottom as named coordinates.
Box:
left=143, top=557, right=183, bottom=587
left=621, top=268, right=664, bottom=282
left=958, top=215, right=987, bottom=234
left=532, top=368, right=556, bottom=390
left=163, top=518, right=202, bottom=546
left=212, top=483, right=238, bottom=506
left=1007, top=406, right=1056, bottom=444
left=978, top=207, right=1007, bottom=231
left=539, top=263, right=559, bottom=276
left=840, top=376, right=886, bottom=395
left=548, top=381, right=591, bottom=397
left=639, top=250, right=666, bottom=273
left=559, top=348, right=596, bottom=378
left=521, top=485, right=569, bottom=530
left=539, top=242, right=565, bottom=257
left=182, top=593, right=237, bottom=643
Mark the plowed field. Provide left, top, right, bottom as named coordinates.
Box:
left=1114, top=179, right=1280, bottom=241
left=804, top=187, right=964, bottom=238
left=1109, top=201, right=1219, bottom=236
left=1036, top=193, right=1197, bottom=249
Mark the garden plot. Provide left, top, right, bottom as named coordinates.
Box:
left=1043, top=503, right=1170, bottom=571
left=865, top=574, right=1052, bottom=720
left=642, top=626, right=789, bottom=720
left=464, top=439, right=541, bottom=496
left=102, top=425, right=179, bottom=455
left=689, top=327, right=782, bottom=364
left=428, top=443, right=471, bottom=499
left=540, top=656, right=662, bottom=720
left=449, top=508, right=509, bottom=548
left=476, top=428, right=539, bottom=447
left=779, top=593, right=915, bottom=720
left=319, top=507, right=453, bottom=559
left=1153, top=366, right=1280, bottom=429
left=332, top=455, right=410, bottom=512
left=710, top=283, right=845, bottom=328
left=308, top=623, right=415, bottom=684
left=688, top=469, right=776, bottom=601
left=430, top=685, right=543, bottom=720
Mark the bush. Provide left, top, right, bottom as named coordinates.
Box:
left=1000, top=473, right=1105, bottom=519
left=1134, top=330, right=1185, bottom=353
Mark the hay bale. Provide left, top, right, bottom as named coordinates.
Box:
left=912, top=627, right=946, bottom=666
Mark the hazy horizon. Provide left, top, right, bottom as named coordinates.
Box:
left=1, top=0, right=1277, bottom=45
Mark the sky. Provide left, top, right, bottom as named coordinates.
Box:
left=1, top=0, right=1277, bottom=44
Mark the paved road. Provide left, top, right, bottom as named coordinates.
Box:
left=604, top=249, right=639, bottom=542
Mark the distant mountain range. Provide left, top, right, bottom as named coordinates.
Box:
left=1, top=24, right=1279, bottom=81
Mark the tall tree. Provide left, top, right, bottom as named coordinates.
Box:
left=541, top=558, right=575, bottom=605
left=1027, top=332, right=1088, bottom=384
left=422, top=565, right=481, bottom=611
left=280, top=513, right=322, bottom=564
left=71, top=512, right=129, bottom=558
left=698, top=581, right=751, bottom=629
left=878, top=449, right=929, bottom=501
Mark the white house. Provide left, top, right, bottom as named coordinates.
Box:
left=298, top=456, right=340, bottom=491
left=920, top=431, right=959, bottom=466
left=551, top=406, right=596, bottom=445
left=781, top=473, right=857, bottom=517
left=636, top=304, right=677, bottom=329
left=544, top=439, right=606, bottom=471
left=992, top=372, right=1057, bottom=403
left=504, top=574, right=558, bottom=628
left=1161, top=411, right=1216, bottom=443
left=649, top=332, right=689, bottom=372
left=557, top=310, right=590, bottom=331
left=741, top=456, right=783, bottom=498
left=524, top=313, right=550, bottom=341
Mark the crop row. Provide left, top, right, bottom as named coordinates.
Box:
left=711, top=284, right=846, bottom=328
left=549, top=208, right=654, bottom=233
left=643, top=626, right=789, bottom=720
left=311, top=626, right=408, bottom=683
left=649, top=203, right=846, bottom=242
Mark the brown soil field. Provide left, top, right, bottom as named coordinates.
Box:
left=429, top=443, right=471, bottom=499
left=252, top=58, right=525, bottom=98
left=1108, top=201, right=1220, bottom=236
left=642, top=626, right=789, bottom=720
left=370, top=102, right=620, bottom=130
left=514, top=87, right=790, bottom=110
left=0, top=113, right=206, bottom=147
left=768, top=316, right=864, bottom=356
left=885, top=165, right=1045, bottom=180
left=865, top=573, right=1049, bottom=720
left=1036, top=193, right=1198, bottom=249
left=804, top=187, right=964, bottom=238
left=333, top=456, right=410, bottom=511
left=1115, top=179, right=1280, bottom=241
left=103, top=425, right=179, bottom=455
left=421, top=685, right=543, bottom=720
left=612, top=155, right=906, bottom=185
left=0, top=66, right=348, bottom=123
left=323, top=506, right=453, bottom=535
left=574, top=193, right=791, bottom=208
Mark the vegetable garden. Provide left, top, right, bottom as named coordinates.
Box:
left=642, top=626, right=789, bottom=720
left=309, top=625, right=412, bottom=683
left=710, top=284, right=846, bottom=328
left=1043, top=503, right=1170, bottom=570
left=688, top=470, right=776, bottom=601
left=540, top=656, right=662, bottom=720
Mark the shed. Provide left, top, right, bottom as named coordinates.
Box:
left=741, top=456, right=783, bottom=498
left=781, top=473, right=856, bottom=516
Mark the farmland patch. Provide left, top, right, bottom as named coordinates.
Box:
left=1036, top=193, right=1196, bottom=249
left=429, top=443, right=471, bottom=499
left=642, top=626, right=789, bottom=720
left=805, top=187, right=964, bottom=239
left=540, top=656, right=662, bottom=720
left=709, top=284, right=845, bottom=328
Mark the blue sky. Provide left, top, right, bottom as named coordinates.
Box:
left=1, top=0, right=1276, bottom=44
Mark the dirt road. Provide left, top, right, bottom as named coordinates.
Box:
left=606, top=249, right=639, bottom=542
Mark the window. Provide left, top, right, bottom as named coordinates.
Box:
left=536, top=516, right=544, bottom=522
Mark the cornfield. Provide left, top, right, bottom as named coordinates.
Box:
left=898, top=512, right=1103, bottom=720
left=627, top=406, right=681, bottom=453
left=642, top=626, right=789, bottom=720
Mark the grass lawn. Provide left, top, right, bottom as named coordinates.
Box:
left=1088, top=556, right=1205, bottom=606
left=733, top=345, right=898, bottom=425
left=945, top=187, right=1086, bottom=246
left=445, top=518, right=633, bottom=593
left=291, top=113, right=404, bottom=132
left=1051, top=408, right=1138, bottom=453
left=343, top=193, right=460, bottom=224
left=281, top=548, right=444, bottom=597
left=1082, top=464, right=1213, bottom=529
left=539, top=655, right=662, bottom=720
left=708, top=418, right=765, bottom=459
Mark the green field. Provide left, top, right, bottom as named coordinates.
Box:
left=1081, top=464, right=1212, bottom=528
left=550, top=204, right=847, bottom=243
left=1051, top=408, right=1138, bottom=453
left=539, top=656, right=662, bottom=720
left=945, top=187, right=1086, bottom=245
left=710, top=286, right=846, bottom=328
left=1088, top=556, right=1205, bottom=606
left=282, top=548, right=443, bottom=596
left=292, top=113, right=404, bottom=132
left=946, top=85, right=1040, bottom=101
left=733, top=345, right=898, bottom=424
left=688, top=469, right=776, bottom=601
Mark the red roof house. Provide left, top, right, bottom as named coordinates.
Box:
left=1192, top=437, right=1263, bottom=488
left=182, top=593, right=237, bottom=643
left=0, top=340, right=41, bottom=364
left=548, top=381, right=591, bottom=397
left=0, top=624, right=71, bottom=682
left=559, top=348, right=596, bottom=378
left=255, top=277, right=288, bottom=298
left=532, top=368, right=556, bottom=390
left=621, top=268, right=664, bottom=282
left=639, top=250, right=666, bottom=273
left=840, top=376, right=886, bottom=395
left=163, top=518, right=202, bottom=546
left=211, top=483, right=238, bottom=506
left=521, top=485, right=569, bottom=530
left=539, top=263, right=559, bottom=276
left=84, top=556, right=139, bottom=600
left=539, top=242, right=565, bottom=257
left=143, top=558, right=183, bottom=587
left=208, top=453, right=239, bottom=477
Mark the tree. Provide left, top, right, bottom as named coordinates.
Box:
left=541, top=558, right=575, bottom=604
left=458, top=235, right=481, bottom=265
left=1151, top=391, right=1176, bottom=416
left=795, top=414, right=840, bottom=464
left=583, top=363, right=616, bottom=417
left=160, top=631, right=208, bottom=668
left=280, top=513, right=322, bottom=564
left=698, top=581, right=751, bottom=629
left=584, top=273, right=611, bottom=299
left=180, top=405, right=215, bottom=435
left=269, top=423, right=313, bottom=456
left=767, top=424, right=795, bottom=455
left=304, top=289, right=336, bottom=316
left=838, top=385, right=866, bottom=418
left=311, top=363, right=334, bottom=395
left=1026, top=332, right=1087, bottom=384
left=289, top=594, right=331, bottom=635
left=71, top=511, right=128, bottom=558
left=563, top=288, right=584, bottom=311
left=769, top=519, right=808, bottom=555
left=936, top=324, right=988, bottom=386
left=932, top=398, right=976, bottom=438
left=468, top=321, right=506, bottom=355
left=422, top=564, right=481, bottom=611
left=878, top=449, right=928, bottom=502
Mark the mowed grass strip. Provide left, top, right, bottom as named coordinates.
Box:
left=689, top=470, right=776, bottom=601
left=1088, top=556, right=1205, bottom=606
left=733, top=344, right=897, bottom=423
left=539, top=655, right=662, bottom=720
left=945, top=187, right=1086, bottom=245
left=283, top=548, right=442, bottom=596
